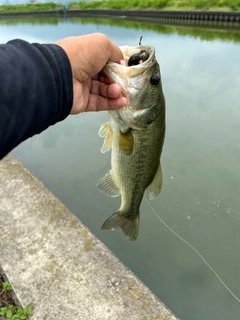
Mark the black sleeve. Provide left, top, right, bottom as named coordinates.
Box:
left=0, top=39, right=73, bottom=160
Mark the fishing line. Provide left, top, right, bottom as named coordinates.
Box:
left=139, top=180, right=240, bottom=303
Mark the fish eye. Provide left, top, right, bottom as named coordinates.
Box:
left=150, top=75, right=160, bottom=86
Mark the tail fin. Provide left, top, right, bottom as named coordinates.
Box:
left=101, top=211, right=139, bottom=241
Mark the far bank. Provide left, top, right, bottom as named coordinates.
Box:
left=1, top=0, right=240, bottom=13
left=0, top=8, right=240, bottom=23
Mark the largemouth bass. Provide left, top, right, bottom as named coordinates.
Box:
left=97, top=45, right=165, bottom=241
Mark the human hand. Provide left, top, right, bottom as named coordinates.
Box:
left=55, top=33, right=127, bottom=114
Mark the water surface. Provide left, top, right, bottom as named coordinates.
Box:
left=1, top=15, right=240, bottom=320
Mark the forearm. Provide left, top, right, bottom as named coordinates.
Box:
left=0, top=39, right=73, bottom=160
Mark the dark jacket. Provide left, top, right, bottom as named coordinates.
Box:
left=0, top=39, right=73, bottom=160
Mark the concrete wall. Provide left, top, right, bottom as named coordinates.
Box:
left=0, top=10, right=240, bottom=22
left=0, top=154, right=179, bottom=320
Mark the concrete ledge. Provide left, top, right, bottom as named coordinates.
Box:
left=0, top=154, right=178, bottom=320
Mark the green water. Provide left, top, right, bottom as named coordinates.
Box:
left=2, top=15, right=240, bottom=319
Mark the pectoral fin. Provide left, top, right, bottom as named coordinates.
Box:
left=119, top=130, right=134, bottom=156
left=99, top=122, right=113, bottom=153
left=97, top=171, right=120, bottom=197
left=146, top=164, right=162, bottom=200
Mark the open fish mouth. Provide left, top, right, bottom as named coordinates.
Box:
left=128, top=49, right=149, bottom=66
left=119, top=45, right=155, bottom=68
left=103, top=45, right=157, bottom=94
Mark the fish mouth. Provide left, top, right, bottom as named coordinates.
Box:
left=103, top=45, right=156, bottom=96
left=120, top=45, right=155, bottom=68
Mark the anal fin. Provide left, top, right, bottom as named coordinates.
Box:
left=146, top=163, right=162, bottom=200
left=97, top=171, right=120, bottom=197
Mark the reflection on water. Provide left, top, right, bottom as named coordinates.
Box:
left=1, top=15, right=240, bottom=42
left=1, top=15, right=240, bottom=320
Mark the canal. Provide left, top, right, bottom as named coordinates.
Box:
left=1, top=14, right=240, bottom=320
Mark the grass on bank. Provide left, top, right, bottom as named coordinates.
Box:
left=0, top=280, right=33, bottom=320
left=70, top=0, right=240, bottom=12
left=0, top=0, right=239, bottom=12
left=0, top=2, right=61, bottom=12
left=0, top=302, right=33, bottom=320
